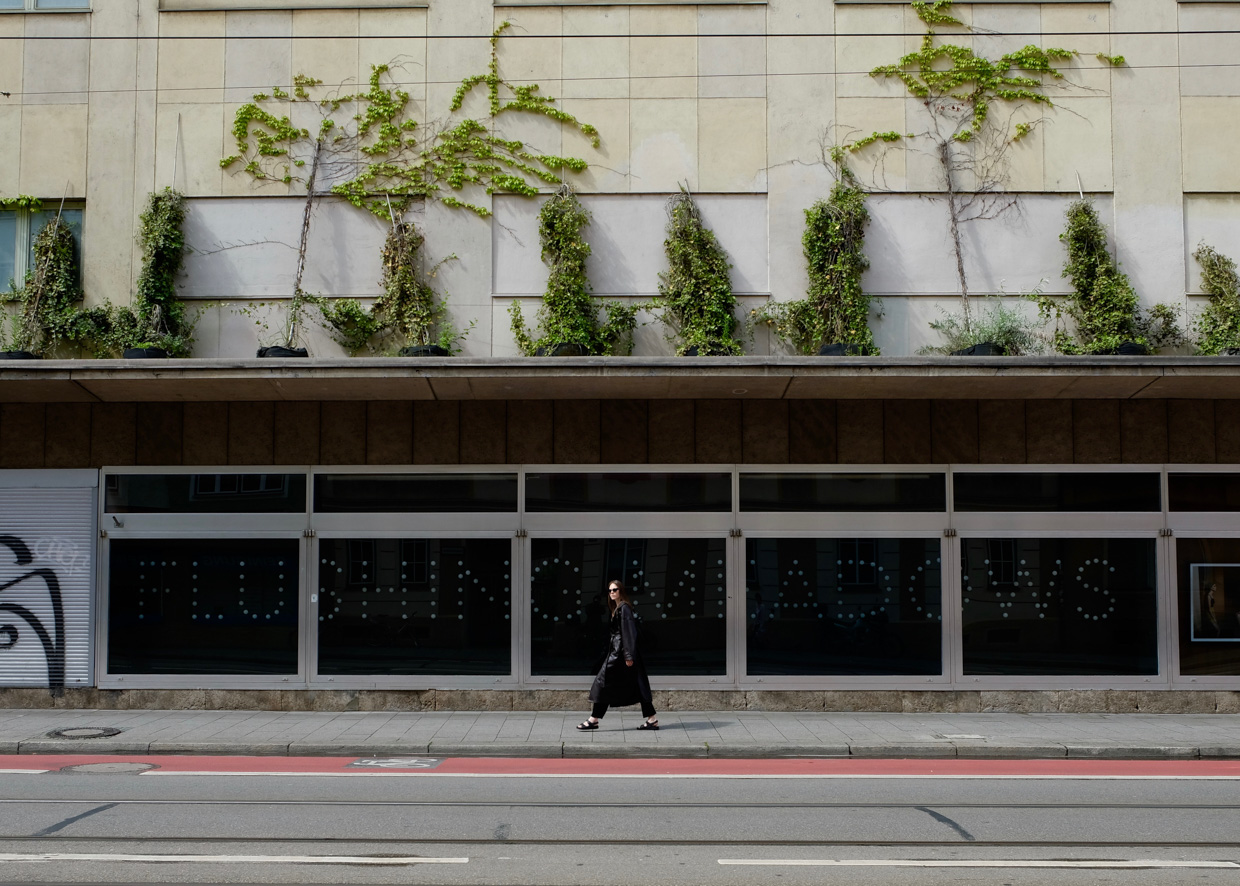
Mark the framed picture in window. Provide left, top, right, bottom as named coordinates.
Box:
left=1190, top=564, right=1240, bottom=642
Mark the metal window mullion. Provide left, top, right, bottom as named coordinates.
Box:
left=304, top=534, right=318, bottom=684
left=943, top=532, right=964, bottom=686
left=514, top=533, right=527, bottom=687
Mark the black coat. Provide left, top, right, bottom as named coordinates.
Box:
left=588, top=603, right=652, bottom=708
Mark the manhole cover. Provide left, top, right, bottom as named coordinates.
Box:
left=58, top=762, right=156, bottom=774
left=46, top=727, right=123, bottom=740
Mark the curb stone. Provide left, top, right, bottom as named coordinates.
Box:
left=849, top=743, right=958, bottom=758
left=428, top=743, right=564, bottom=758
left=953, top=743, right=1068, bottom=758
left=147, top=741, right=291, bottom=756
left=706, top=743, right=850, bottom=758
left=286, top=743, right=432, bottom=757
left=19, top=740, right=152, bottom=755
left=562, top=743, right=709, bottom=758
left=1063, top=744, right=1199, bottom=759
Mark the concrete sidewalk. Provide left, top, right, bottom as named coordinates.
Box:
left=3, top=708, right=1240, bottom=759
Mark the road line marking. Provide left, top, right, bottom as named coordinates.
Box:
left=0, top=853, right=468, bottom=865
left=719, top=859, right=1240, bottom=869
left=0, top=769, right=50, bottom=775
left=139, top=771, right=1240, bottom=780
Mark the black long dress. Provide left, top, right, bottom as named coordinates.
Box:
left=587, top=602, right=652, bottom=709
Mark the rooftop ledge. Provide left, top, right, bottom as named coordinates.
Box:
left=1, top=355, right=1238, bottom=404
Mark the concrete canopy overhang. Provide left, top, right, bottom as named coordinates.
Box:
left=1, top=356, right=1238, bottom=403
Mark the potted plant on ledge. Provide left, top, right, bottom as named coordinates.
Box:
left=648, top=187, right=743, bottom=357
left=510, top=186, right=636, bottom=357
left=1031, top=198, right=1184, bottom=355
left=2, top=211, right=83, bottom=360
left=752, top=148, right=876, bottom=356
left=1191, top=243, right=1240, bottom=356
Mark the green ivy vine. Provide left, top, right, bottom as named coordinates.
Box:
left=224, top=24, right=598, bottom=220
left=510, top=186, right=636, bottom=356
left=752, top=149, right=875, bottom=354
left=1030, top=199, right=1183, bottom=354
left=317, top=220, right=467, bottom=354
left=648, top=188, right=743, bottom=357
left=1192, top=242, right=1240, bottom=355
left=3, top=214, right=83, bottom=356
left=859, top=0, right=1091, bottom=147
left=0, top=195, right=42, bottom=212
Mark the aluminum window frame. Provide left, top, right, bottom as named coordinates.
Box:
left=735, top=464, right=951, bottom=688
left=519, top=463, right=739, bottom=689
left=1164, top=465, right=1240, bottom=687
left=97, top=527, right=309, bottom=689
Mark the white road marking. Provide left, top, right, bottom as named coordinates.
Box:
left=139, top=771, right=1240, bottom=780
left=0, top=769, right=50, bottom=774
left=0, top=853, right=467, bottom=865
left=719, top=859, right=1240, bottom=869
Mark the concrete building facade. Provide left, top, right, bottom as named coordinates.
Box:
left=1, top=0, right=1239, bottom=710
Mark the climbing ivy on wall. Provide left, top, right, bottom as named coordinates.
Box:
left=3, top=215, right=83, bottom=356
left=851, top=0, right=1125, bottom=331
left=510, top=186, right=636, bottom=356
left=1030, top=199, right=1183, bottom=354
left=649, top=188, right=743, bottom=356
left=222, top=23, right=598, bottom=219
left=1192, top=243, right=1240, bottom=355
left=753, top=149, right=874, bottom=354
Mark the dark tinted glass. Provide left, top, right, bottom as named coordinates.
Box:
left=108, top=539, right=299, bottom=674
left=746, top=538, right=942, bottom=676
left=530, top=537, right=727, bottom=676
left=314, top=474, right=517, bottom=513
left=526, top=473, right=732, bottom=512
left=954, top=473, right=1160, bottom=512
left=317, top=538, right=511, bottom=675
left=1169, top=474, right=1240, bottom=512
left=106, top=474, right=306, bottom=514
left=961, top=537, right=1157, bottom=675
left=741, top=473, right=946, bottom=512
left=1176, top=537, right=1240, bottom=676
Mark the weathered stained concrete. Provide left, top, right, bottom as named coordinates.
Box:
left=3, top=688, right=1239, bottom=714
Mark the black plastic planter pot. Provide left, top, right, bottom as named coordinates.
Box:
left=1223, top=347, right=1240, bottom=356
left=682, top=345, right=735, bottom=357
left=399, top=345, right=451, bottom=357
left=256, top=346, right=309, bottom=358
left=0, top=351, right=41, bottom=360
left=122, top=347, right=169, bottom=359
left=950, top=341, right=1006, bottom=357
left=817, top=342, right=867, bottom=357
left=1097, top=341, right=1149, bottom=356
left=534, top=342, right=588, bottom=357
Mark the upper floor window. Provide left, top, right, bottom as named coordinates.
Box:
left=0, top=0, right=89, bottom=10
left=0, top=204, right=83, bottom=290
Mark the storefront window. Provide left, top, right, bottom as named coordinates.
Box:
left=529, top=537, right=727, bottom=676
left=741, top=474, right=945, bottom=512
left=1176, top=538, right=1240, bottom=676
left=108, top=539, right=299, bottom=674
left=961, top=537, right=1158, bottom=675
left=955, top=473, right=1160, bottom=512
left=317, top=538, right=512, bottom=675
left=106, top=474, right=307, bottom=514
left=746, top=538, right=942, bottom=675
left=526, top=473, right=731, bottom=512
left=314, top=474, right=517, bottom=513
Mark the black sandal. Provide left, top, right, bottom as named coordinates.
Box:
left=576, top=719, right=599, bottom=730
left=636, top=719, right=659, bottom=730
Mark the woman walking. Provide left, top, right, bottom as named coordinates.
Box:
left=577, top=579, right=658, bottom=730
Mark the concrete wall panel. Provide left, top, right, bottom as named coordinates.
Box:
left=182, top=403, right=229, bottom=465
left=135, top=403, right=184, bottom=466
left=366, top=401, right=413, bottom=465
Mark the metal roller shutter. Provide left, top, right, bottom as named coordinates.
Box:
left=0, top=483, right=97, bottom=690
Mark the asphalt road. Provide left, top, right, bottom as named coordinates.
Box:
left=1, top=759, right=1239, bottom=885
